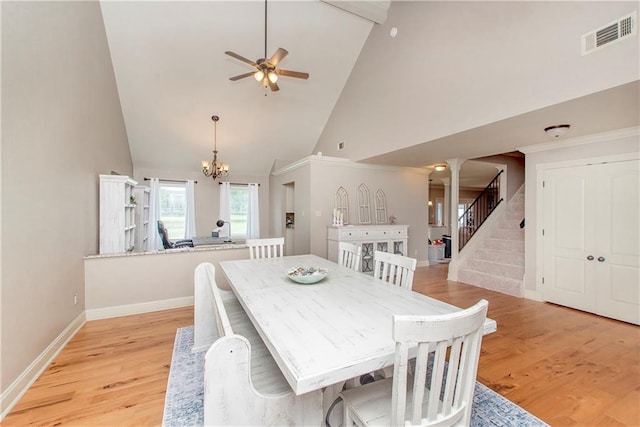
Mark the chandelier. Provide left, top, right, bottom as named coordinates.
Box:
left=202, top=115, right=229, bottom=180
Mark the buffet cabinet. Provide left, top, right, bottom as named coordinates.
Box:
left=327, top=225, right=409, bottom=273
left=99, top=174, right=137, bottom=254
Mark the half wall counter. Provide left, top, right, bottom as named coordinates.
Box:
left=84, top=243, right=248, bottom=320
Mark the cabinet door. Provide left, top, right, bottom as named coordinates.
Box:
left=542, top=165, right=597, bottom=312
left=595, top=160, right=640, bottom=324
left=360, top=242, right=375, bottom=273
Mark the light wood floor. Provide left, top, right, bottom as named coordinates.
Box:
left=4, top=264, right=639, bottom=426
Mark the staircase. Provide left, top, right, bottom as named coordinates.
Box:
left=457, top=187, right=524, bottom=297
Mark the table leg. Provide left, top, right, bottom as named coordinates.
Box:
left=323, top=382, right=345, bottom=427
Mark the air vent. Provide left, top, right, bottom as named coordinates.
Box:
left=582, top=11, right=637, bottom=55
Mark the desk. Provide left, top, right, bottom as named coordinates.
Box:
left=219, top=254, right=496, bottom=397
left=191, top=236, right=232, bottom=246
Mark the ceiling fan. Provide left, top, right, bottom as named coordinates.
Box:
left=225, top=0, right=309, bottom=92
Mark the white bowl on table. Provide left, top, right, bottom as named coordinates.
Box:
left=287, top=267, right=328, bottom=284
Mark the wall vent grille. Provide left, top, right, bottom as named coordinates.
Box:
left=582, top=11, right=637, bottom=55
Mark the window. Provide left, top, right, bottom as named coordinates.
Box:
left=159, top=183, right=186, bottom=239
left=229, top=185, right=248, bottom=238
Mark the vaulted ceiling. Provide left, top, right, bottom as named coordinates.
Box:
left=101, top=1, right=639, bottom=185
left=100, top=1, right=374, bottom=176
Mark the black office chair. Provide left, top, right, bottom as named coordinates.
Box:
left=157, top=221, right=193, bottom=249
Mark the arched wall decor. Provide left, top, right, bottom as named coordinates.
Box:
left=375, top=189, right=387, bottom=224
left=335, top=187, right=350, bottom=225
left=358, top=183, right=372, bottom=224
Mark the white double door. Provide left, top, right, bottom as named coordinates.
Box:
left=542, top=159, right=639, bottom=325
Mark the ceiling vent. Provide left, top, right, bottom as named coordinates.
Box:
left=582, top=11, right=637, bottom=55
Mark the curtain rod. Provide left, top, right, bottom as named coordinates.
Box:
left=219, top=182, right=261, bottom=186
left=144, top=177, right=198, bottom=184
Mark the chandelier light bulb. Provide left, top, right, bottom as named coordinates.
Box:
left=268, top=71, right=278, bottom=83
left=254, top=70, right=264, bottom=81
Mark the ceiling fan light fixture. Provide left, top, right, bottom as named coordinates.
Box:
left=254, top=70, right=264, bottom=81
left=268, top=71, right=278, bottom=83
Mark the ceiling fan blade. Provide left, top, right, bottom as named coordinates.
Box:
left=276, top=69, right=310, bottom=80
left=268, top=79, right=280, bottom=92
left=269, top=48, right=289, bottom=67
left=229, top=72, right=255, bottom=81
left=225, top=51, right=258, bottom=67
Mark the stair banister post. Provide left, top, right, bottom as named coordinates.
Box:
left=446, top=158, right=465, bottom=281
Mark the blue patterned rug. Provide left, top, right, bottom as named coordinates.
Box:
left=163, top=326, right=548, bottom=426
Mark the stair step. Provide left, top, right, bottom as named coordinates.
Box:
left=464, top=259, right=524, bottom=280
left=457, top=269, right=523, bottom=298
left=505, top=209, right=524, bottom=220
left=497, top=219, right=522, bottom=230
left=475, top=248, right=524, bottom=266
left=491, top=228, right=524, bottom=241
left=484, top=238, right=524, bottom=253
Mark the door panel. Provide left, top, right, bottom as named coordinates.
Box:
left=595, top=160, right=640, bottom=324
left=543, top=166, right=596, bottom=311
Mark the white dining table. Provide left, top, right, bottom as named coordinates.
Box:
left=219, top=254, right=497, bottom=401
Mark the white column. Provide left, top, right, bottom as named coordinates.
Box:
left=441, top=178, right=450, bottom=228
left=426, top=169, right=433, bottom=229
left=446, top=158, right=465, bottom=281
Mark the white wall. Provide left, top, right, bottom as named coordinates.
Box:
left=521, top=128, right=640, bottom=296
left=270, top=159, right=312, bottom=254
left=271, top=156, right=429, bottom=263
left=133, top=167, right=270, bottom=243
left=314, top=1, right=639, bottom=161
left=1, top=0, right=131, bottom=411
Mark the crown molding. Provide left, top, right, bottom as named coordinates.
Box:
left=518, top=126, right=639, bottom=154
left=271, top=154, right=427, bottom=176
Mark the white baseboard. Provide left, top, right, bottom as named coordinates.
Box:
left=417, top=260, right=431, bottom=267
left=85, top=296, right=194, bottom=321
left=524, top=289, right=543, bottom=301
left=1, top=312, right=86, bottom=420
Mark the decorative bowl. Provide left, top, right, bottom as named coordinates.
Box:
left=287, top=267, right=328, bottom=284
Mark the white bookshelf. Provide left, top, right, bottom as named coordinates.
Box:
left=133, top=185, right=151, bottom=252
left=99, top=174, right=137, bottom=254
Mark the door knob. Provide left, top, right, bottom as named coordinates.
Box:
left=598, top=256, right=605, bottom=262
left=586, top=255, right=594, bottom=260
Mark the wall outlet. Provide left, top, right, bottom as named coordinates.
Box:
left=74, top=293, right=78, bottom=305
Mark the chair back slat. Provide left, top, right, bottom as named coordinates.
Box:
left=373, top=251, right=417, bottom=290
left=338, top=242, right=362, bottom=271
left=247, top=237, right=284, bottom=259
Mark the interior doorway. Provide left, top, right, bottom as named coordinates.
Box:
left=284, top=182, right=295, bottom=256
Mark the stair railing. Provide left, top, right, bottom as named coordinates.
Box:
left=458, top=170, right=504, bottom=249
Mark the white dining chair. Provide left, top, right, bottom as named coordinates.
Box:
left=340, top=299, right=489, bottom=427
left=338, top=242, right=362, bottom=271
left=247, top=237, right=284, bottom=259
left=373, top=251, right=417, bottom=290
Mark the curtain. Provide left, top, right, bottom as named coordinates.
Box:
left=247, top=183, right=260, bottom=239
left=219, top=182, right=231, bottom=238
left=184, top=180, right=196, bottom=239
left=148, top=178, right=163, bottom=251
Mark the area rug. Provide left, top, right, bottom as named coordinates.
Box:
left=163, top=326, right=548, bottom=426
